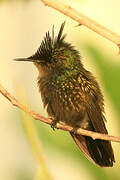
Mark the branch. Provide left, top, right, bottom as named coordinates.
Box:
left=41, top=0, right=120, bottom=49
left=0, top=83, right=120, bottom=143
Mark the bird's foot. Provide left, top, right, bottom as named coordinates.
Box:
left=71, top=126, right=79, bottom=135
left=50, top=118, right=58, bottom=131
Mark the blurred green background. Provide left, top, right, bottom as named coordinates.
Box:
left=0, top=0, right=120, bottom=179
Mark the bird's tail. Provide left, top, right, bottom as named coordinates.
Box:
left=70, top=131, right=115, bottom=167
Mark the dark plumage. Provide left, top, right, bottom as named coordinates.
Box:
left=15, top=22, right=115, bottom=167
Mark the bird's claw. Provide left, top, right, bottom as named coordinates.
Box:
left=50, top=118, right=58, bottom=131
left=71, top=127, right=79, bottom=135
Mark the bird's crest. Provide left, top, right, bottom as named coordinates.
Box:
left=29, top=22, right=66, bottom=61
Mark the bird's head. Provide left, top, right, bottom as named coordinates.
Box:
left=15, top=22, right=82, bottom=75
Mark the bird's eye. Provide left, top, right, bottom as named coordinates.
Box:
left=54, top=59, right=58, bottom=63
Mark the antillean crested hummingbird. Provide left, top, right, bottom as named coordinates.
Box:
left=15, top=22, right=115, bottom=167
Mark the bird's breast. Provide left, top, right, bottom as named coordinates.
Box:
left=37, top=72, right=92, bottom=125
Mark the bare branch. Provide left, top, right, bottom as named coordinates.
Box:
left=41, top=0, right=120, bottom=48
left=0, top=82, right=120, bottom=143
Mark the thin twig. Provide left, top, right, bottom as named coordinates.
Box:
left=41, top=0, right=120, bottom=48
left=0, top=83, right=120, bottom=143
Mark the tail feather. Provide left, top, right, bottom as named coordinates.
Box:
left=86, top=136, right=114, bottom=167
left=70, top=132, right=115, bottom=167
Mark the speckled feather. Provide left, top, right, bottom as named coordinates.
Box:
left=16, top=22, right=115, bottom=167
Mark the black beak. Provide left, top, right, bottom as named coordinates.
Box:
left=14, top=58, right=37, bottom=62
left=14, top=57, right=43, bottom=63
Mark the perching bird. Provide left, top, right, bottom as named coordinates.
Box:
left=15, top=22, right=115, bottom=167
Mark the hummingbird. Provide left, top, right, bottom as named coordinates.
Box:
left=15, top=22, right=115, bottom=167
